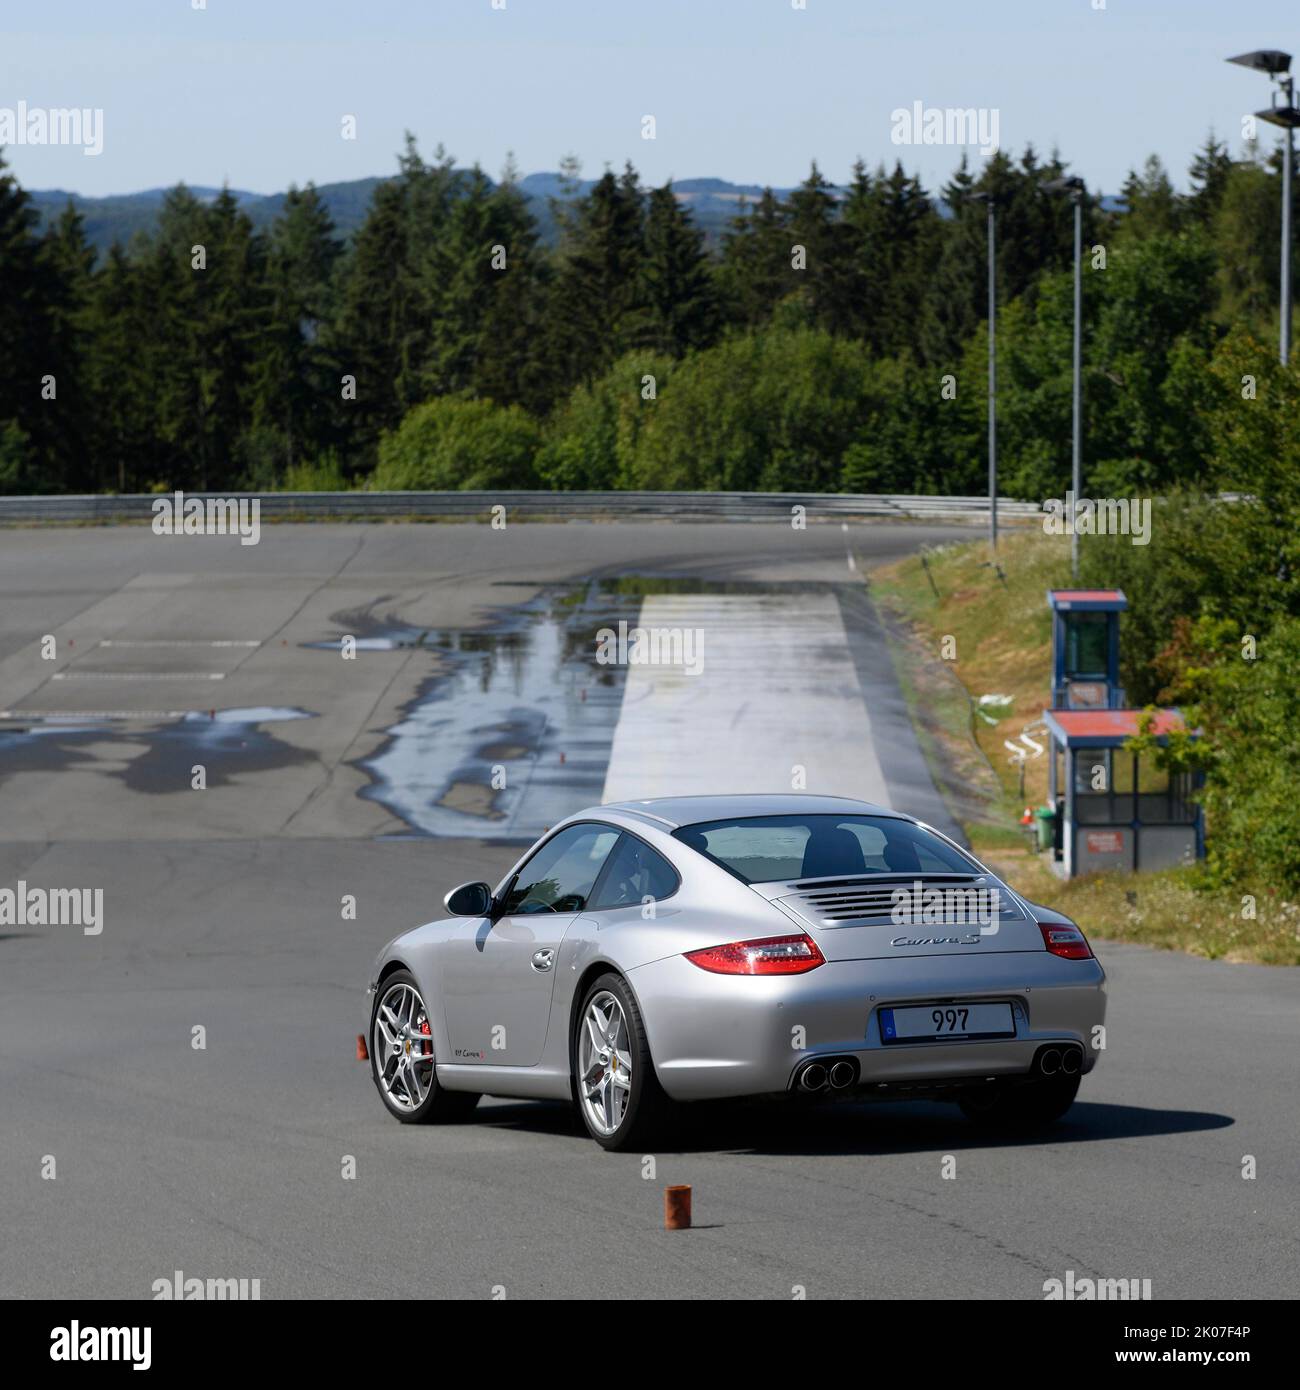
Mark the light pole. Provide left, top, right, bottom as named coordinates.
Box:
left=971, top=192, right=997, bottom=552
left=1045, top=175, right=1086, bottom=578
left=1228, top=49, right=1300, bottom=365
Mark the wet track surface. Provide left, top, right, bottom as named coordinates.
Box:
left=346, top=583, right=638, bottom=839
left=0, top=522, right=1296, bottom=1299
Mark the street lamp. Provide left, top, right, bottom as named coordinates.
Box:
left=1227, top=49, right=1300, bottom=365
left=1044, top=175, right=1086, bottom=578
left=970, top=191, right=997, bottom=553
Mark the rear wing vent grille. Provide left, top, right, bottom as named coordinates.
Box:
left=783, top=875, right=1022, bottom=928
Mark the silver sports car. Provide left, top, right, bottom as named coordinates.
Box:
left=365, top=794, right=1106, bottom=1149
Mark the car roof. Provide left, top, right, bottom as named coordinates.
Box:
left=593, top=793, right=913, bottom=831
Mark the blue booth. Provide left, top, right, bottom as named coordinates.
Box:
left=1046, top=589, right=1127, bottom=709
left=1042, top=708, right=1204, bottom=876
left=1040, top=589, right=1204, bottom=877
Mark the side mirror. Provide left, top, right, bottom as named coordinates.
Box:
left=444, top=881, right=493, bottom=918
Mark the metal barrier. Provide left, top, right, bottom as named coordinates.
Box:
left=0, top=491, right=1043, bottom=525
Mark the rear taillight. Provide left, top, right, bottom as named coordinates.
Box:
left=685, top=932, right=825, bottom=975
left=1039, top=920, right=1093, bottom=960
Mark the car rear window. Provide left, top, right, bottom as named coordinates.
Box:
left=672, top=814, right=974, bottom=884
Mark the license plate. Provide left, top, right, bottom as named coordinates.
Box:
left=878, top=1002, right=1015, bottom=1044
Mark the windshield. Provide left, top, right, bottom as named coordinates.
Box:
left=672, top=814, right=976, bottom=884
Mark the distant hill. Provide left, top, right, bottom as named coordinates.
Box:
left=27, top=177, right=391, bottom=255
left=26, top=171, right=809, bottom=258
left=27, top=172, right=1127, bottom=258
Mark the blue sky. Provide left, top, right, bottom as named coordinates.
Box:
left=4, top=0, right=1299, bottom=197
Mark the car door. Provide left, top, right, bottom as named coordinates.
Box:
left=440, top=822, right=620, bottom=1066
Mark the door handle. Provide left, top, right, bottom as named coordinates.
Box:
left=530, top=948, right=555, bottom=973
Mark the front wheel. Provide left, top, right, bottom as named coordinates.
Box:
left=958, top=1074, right=1080, bottom=1131
left=573, top=973, right=672, bottom=1151
left=370, top=970, right=479, bottom=1124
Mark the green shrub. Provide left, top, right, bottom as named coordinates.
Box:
left=534, top=352, right=676, bottom=490
left=373, top=396, right=542, bottom=490
left=284, top=451, right=349, bottom=491
left=0, top=418, right=36, bottom=493
left=619, top=328, right=940, bottom=491
left=1155, top=617, right=1300, bottom=895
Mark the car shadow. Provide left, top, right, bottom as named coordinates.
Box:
left=470, top=1096, right=1234, bottom=1156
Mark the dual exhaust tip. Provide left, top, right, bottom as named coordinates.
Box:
left=1036, top=1045, right=1083, bottom=1077
left=798, top=1058, right=859, bottom=1093
left=800, top=1045, right=1081, bottom=1092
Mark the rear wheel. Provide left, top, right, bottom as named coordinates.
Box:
left=573, top=973, right=672, bottom=1151
left=371, top=970, right=479, bottom=1124
left=959, top=1074, right=1079, bottom=1131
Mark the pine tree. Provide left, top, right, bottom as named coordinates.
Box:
left=396, top=137, right=461, bottom=408
left=784, top=161, right=856, bottom=334
left=855, top=161, right=941, bottom=356
left=255, top=183, right=342, bottom=476
left=638, top=182, right=718, bottom=355
left=547, top=164, right=647, bottom=389
left=419, top=166, right=517, bottom=400
left=328, top=177, right=412, bottom=469
left=468, top=162, right=552, bottom=414
left=38, top=203, right=95, bottom=486
left=717, top=187, right=794, bottom=328
left=0, top=154, right=70, bottom=491
left=918, top=155, right=987, bottom=363
left=1119, top=155, right=1183, bottom=239
left=1188, top=135, right=1234, bottom=225
left=83, top=245, right=156, bottom=491
left=143, top=185, right=269, bottom=490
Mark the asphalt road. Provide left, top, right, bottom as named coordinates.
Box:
left=1, top=521, right=1296, bottom=1300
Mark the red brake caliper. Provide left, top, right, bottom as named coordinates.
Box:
left=419, top=1016, right=432, bottom=1058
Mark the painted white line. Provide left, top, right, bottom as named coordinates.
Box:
left=0, top=710, right=191, bottom=720
left=98, top=639, right=262, bottom=648
left=51, top=672, right=226, bottom=681
left=600, top=593, right=889, bottom=803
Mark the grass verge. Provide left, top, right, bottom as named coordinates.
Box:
left=872, top=530, right=1300, bottom=965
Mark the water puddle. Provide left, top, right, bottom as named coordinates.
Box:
left=348, top=584, right=642, bottom=840
left=0, top=707, right=317, bottom=792
left=337, top=577, right=843, bottom=841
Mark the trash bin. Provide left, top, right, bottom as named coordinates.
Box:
left=1034, top=805, right=1056, bottom=853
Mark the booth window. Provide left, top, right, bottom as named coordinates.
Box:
left=1065, top=612, right=1109, bottom=678
left=1073, top=747, right=1197, bottom=826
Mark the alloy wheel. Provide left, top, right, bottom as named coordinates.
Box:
left=578, top=990, right=633, bottom=1136
left=373, top=980, right=435, bottom=1113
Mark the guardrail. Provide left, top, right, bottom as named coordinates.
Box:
left=0, top=491, right=1043, bottom=525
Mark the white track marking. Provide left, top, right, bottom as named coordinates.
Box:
left=98, top=640, right=262, bottom=648
left=52, top=672, right=226, bottom=681
left=600, top=593, right=889, bottom=802
left=0, top=710, right=192, bottom=720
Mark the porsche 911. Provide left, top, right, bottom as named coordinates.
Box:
left=365, top=794, right=1105, bottom=1149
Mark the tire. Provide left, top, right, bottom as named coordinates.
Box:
left=370, top=970, right=479, bottom=1125
left=572, top=972, right=673, bottom=1151
left=959, top=1074, right=1080, bottom=1132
